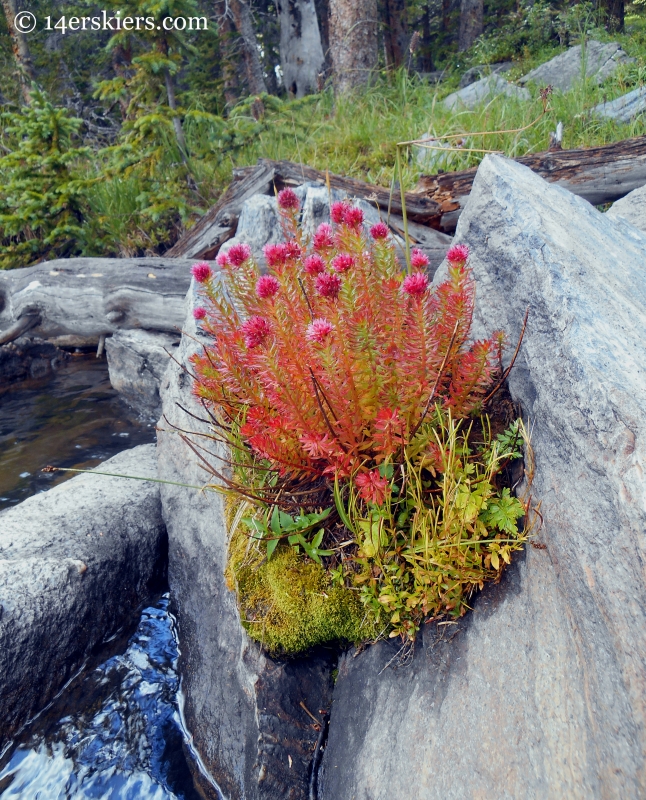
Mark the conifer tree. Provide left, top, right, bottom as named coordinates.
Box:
left=0, top=90, right=91, bottom=268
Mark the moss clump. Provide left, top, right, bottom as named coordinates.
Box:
left=226, top=524, right=381, bottom=655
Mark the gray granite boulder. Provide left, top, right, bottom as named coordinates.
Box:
left=105, top=329, right=180, bottom=419
left=156, top=288, right=335, bottom=800
left=0, top=444, right=166, bottom=749
left=318, top=155, right=646, bottom=799
left=606, top=182, right=646, bottom=231
left=443, top=73, right=530, bottom=110
left=520, top=40, right=633, bottom=92
left=594, top=85, right=646, bottom=123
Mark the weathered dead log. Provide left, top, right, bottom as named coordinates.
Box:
left=168, top=159, right=443, bottom=259
left=168, top=136, right=646, bottom=258
left=416, top=134, right=646, bottom=231
left=0, top=257, right=196, bottom=344
left=267, top=159, right=441, bottom=222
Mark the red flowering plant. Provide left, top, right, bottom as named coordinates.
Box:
left=190, top=187, right=529, bottom=652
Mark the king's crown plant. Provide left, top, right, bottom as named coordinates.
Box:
left=190, top=188, right=528, bottom=653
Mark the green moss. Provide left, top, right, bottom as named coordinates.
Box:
left=226, top=524, right=381, bottom=655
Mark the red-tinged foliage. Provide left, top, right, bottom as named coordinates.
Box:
left=190, top=197, right=502, bottom=480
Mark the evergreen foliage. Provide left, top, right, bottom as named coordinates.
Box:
left=0, top=90, right=91, bottom=268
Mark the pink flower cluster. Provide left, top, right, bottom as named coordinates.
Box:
left=306, top=318, right=333, bottom=343
left=402, top=272, right=429, bottom=296
left=330, top=201, right=363, bottom=229
left=241, top=316, right=272, bottom=348
left=191, top=262, right=212, bottom=283
left=277, top=188, right=300, bottom=210
left=410, top=248, right=429, bottom=269
left=447, top=244, right=469, bottom=264
left=316, top=272, right=342, bottom=299
left=370, top=222, right=389, bottom=240
left=256, top=275, right=279, bottom=299
left=304, top=254, right=325, bottom=275
left=331, top=253, right=354, bottom=273
left=313, top=223, right=334, bottom=251
left=263, top=241, right=301, bottom=267
left=228, top=243, right=252, bottom=267
left=215, top=244, right=252, bottom=268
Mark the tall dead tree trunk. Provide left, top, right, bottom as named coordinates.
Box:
left=329, top=0, right=378, bottom=93
left=458, top=0, right=482, bottom=51
left=1, top=0, right=35, bottom=103
left=276, top=0, right=325, bottom=97
left=382, top=0, right=408, bottom=70
left=230, top=0, right=268, bottom=95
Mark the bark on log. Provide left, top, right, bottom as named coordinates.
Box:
left=417, top=134, right=646, bottom=231
left=0, top=258, right=195, bottom=343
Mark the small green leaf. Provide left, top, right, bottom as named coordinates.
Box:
left=267, top=536, right=280, bottom=559
left=270, top=506, right=281, bottom=535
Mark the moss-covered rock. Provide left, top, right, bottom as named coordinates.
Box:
left=226, top=525, right=380, bottom=655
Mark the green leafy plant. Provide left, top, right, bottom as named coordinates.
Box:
left=190, top=189, right=530, bottom=654
left=242, top=506, right=334, bottom=562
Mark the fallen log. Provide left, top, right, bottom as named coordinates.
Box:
left=416, top=134, right=646, bottom=231
left=166, top=160, right=443, bottom=259
left=169, top=136, right=646, bottom=256
left=0, top=257, right=195, bottom=345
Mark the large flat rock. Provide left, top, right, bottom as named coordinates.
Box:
left=0, top=444, right=166, bottom=749
left=318, top=155, right=646, bottom=799
left=157, top=292, right=335, bottom=800
left=443, top=73, right=530, bottom=110
left=594, top=85, right=646, bottom=123
left=520, top=40, right=632, bottom=92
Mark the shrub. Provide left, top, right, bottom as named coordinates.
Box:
left=191, top=191, right=528, bottom=653
left=0, top=90, right=91, bottom=269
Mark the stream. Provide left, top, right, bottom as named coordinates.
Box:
left=0, top=357, right=203, bottom=800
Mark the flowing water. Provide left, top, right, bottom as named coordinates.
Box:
left=0, top=596, right=201, bottom=800
left=0, top=356, right=156, bottom=506
left=0, top=358, right=204, bottom=800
